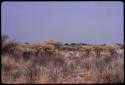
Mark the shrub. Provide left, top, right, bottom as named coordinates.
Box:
left=29, top=43, right=42, bottom=49
left=41, top=44, right=55, bottom=55
left=42, top=40, right=63, bottom=49
left=103, top=44, right=120, bottom=50
left=116, top=43, right=124, bottom=49
left=1, top=34, right=9, bottom=50
left=64, top=43, right=69, bottom=45
left=70, top=43, right=76, bottom=45
left=2, top=40, right=19, bottom=55
left=1, top=34, right=8, bottom=43
left=94, top=46, right=103, bottom=58
left=120, top=44, right=124, bottom=49
left=81, top=43, right=88, bottom=45
left=29, top=43, right=44, bottom=57
left=25, top=42, right=29, bottom=44
left=109, top=48, right=117, bottom=58
left=81, top=45, right=93, bottom=57
left=103, top=44, right=118, bottom=58
left=59, top=45, right=78, bottom=51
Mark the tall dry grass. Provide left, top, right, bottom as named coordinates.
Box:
left=1, top=41, right=124, bottom=84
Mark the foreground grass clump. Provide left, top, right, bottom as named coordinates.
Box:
left=1, top=40, right=124, bottom=84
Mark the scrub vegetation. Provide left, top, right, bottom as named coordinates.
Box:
left=1, top=34, right=124, bottom=84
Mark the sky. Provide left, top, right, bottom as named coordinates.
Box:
left=1, top=1, right=124, bottom=44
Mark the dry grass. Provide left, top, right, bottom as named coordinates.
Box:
left=1, top=41, right=124, bottom=84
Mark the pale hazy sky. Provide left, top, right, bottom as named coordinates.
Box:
left=1, top=1, right=124, bottom=44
